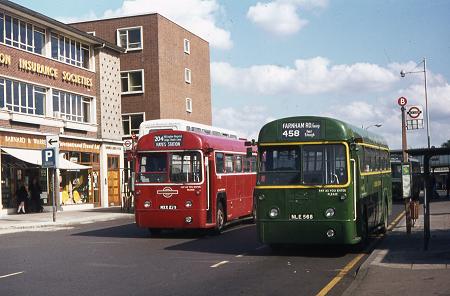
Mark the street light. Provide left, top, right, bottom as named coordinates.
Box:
left=400, top=58, right=430, bottom=148
left=364, top=123, right=382, bottom=130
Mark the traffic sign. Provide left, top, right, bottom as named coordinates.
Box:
left=398, top=96, right=407, bottom=106
left=42, top=148, right=59, bottom=168
left=46, top=135, right=60, bottom=148
left=407, top=105, right=423, bottom=120
left=123, top=139, right=132, bottom=151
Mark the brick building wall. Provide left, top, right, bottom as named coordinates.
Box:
left=71, top=13, right=212, bottom=129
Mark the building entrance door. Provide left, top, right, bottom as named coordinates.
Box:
left=107, top=156, right=120, bottom=206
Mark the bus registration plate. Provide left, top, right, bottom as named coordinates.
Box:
left=159, top=205, right=177, bottom=210
left=290, top=214, right=314, bottom=220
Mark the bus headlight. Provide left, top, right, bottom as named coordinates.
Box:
left=144, top=201, right=152, bottom=208
left=185, top=216, right=193, bottom=223
left=325, top=208, right=335, bottom=218
left=185, top=200, right=193, bottom=208
left=326, top=229, right=335, bottom=238
left=269, top=208, right=279, bottom=218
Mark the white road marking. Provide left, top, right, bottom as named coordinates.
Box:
left=210, top=260, right=229, bottom=268
left=0, top=271, right=24, bottom=279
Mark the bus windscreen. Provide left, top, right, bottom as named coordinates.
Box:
left=258, top=144, right=347, bottom=186
left=138, top=151, right=202, bottom=184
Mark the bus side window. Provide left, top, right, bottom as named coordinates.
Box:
left=216, top=153, right=225, bottom=174
left=225, top=155, right=234, bottom=173
left=235, top=155, right=243, bottom=173
left=243, top=156, right=251, bottom=172
left=251, top=156, right=257, bottom=172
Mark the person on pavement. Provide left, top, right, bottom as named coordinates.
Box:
left=16, top=182, right=29, bottom=214
left=29, top=177, right=43, bottom=213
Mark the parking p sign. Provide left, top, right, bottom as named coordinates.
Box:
left=42, top=148, right=58, bottom=168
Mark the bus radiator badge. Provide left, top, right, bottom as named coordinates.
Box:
left=157, top=187, right=179, bottom=198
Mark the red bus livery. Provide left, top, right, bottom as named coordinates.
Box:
left=134, top=130, right=257, bottom=233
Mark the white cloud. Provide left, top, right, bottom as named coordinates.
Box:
left=211, top=57, right=398, bottom=96
left=247, top=0, right=328, bottom=35
left=62, top=0, right=232, bottom=50
left=213, top=106, right=275, bottom=140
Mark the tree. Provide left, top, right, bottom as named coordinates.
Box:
left=442, top=140, right=450, bottom=148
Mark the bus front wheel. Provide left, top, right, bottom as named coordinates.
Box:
left=215, top=202, right=225, bottom=234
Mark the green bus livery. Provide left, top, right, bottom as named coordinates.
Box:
left=255, top=116, right=392, bottom=246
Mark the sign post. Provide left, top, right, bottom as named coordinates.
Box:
left=43, top=135, right=60, bottom=222
left=398, top=97, right=412, bottom=234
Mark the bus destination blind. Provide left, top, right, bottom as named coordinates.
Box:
left=154, top=134, right=183, bottom=147
left=280, top=121, right=321, bottom=140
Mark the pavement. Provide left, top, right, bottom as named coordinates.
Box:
left=343, top=197, right=450, bottom=296
left=0, top=207, right=134, bottom=234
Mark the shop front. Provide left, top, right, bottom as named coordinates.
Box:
left=0, top=131, right=107, bottom=214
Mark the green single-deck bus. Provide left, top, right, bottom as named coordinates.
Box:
left=255, top=116, right=392, bottom=246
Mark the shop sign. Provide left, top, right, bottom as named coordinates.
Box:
left=0, top=52, right=11, bottom=66
left=60, top=140, right=100, bottom=153
left=0, top=133, right=46, bottom=149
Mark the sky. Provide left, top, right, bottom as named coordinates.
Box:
left=10, top=0, right=450, bottom=149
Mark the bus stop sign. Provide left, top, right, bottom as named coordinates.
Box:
left=398, top=96, right=407, bottom=106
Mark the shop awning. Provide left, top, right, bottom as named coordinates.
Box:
left=1, top=148, right=91, bottom=170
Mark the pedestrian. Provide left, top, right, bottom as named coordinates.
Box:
left=16, top=182, right=29, bottom=214
left=29, top=177, right=43, bottom=213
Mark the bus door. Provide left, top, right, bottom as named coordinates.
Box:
left=206, top=155, right=213, bottom=223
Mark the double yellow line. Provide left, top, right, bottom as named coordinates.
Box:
left=316, top=210, right=405, bottom=296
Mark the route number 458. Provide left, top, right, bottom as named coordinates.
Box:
left=283, top=130, right=300, bottom=137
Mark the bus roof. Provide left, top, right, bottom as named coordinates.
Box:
left=258, top=116, right=388, bottom=147
left=136, top=130, right=254, bottom=153
left=138, top=119, right=239, bottom=139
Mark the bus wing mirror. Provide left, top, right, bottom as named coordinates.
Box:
left=350, top=143, right=359, bottom=151
left=245, top=139, right=257, bottom=146
left=246, top=147, right=253, bottom=157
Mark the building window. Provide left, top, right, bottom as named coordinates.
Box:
left=87, top=31, right=96, bottom=36
left=185, top=68, right=191, bottom=84
left=121, top=70, right=144, bottom=94
left=50, top=33, right=91, bottom=69
left=117, top=26, right=143, bottom=51
left=0, top=77, right=45, bottom=115
left=0, top=12, right=45, bottom=55
left=52, top=90, right=92, bottom=123
left=186, top=98, right=192, bottom=113
left=184, top=38, right=190, bottom=54
left=122, top=113, right=144, bottom=136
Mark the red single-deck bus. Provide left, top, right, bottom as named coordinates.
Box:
left=133, top=129, right=257, bottom=233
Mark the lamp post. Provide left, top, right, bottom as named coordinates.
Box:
left=400, top=58, right=430, bottom=148
left=364, top=123, right=382, bottom=130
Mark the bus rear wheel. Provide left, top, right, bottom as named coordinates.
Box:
left=215, top=202, right=225, bottom=234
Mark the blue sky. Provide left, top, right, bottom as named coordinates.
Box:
left=11, top=0, right=450, bottom=149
